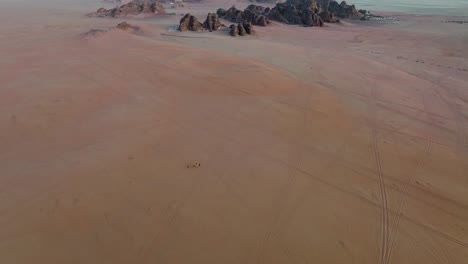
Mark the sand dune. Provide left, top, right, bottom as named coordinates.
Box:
left=0, top=0, right=467, bottom=263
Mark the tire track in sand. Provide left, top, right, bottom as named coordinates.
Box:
left=175, top=102, right=468, bottom=251
left=257, top=81, right=312, bottom=264
left=372, top=129, right=390, bottom=264
left=306, top=50, right=392, bottom=264
left=431, top=76, right=467, bottom=155
left=257, top=130, right=305, bottom=264
left=255, top=54, right=319, bottom=264
left=137, top=201, right=182, bottom=263
left=429, top=232, right=456, bottom=264
left=385, top=89, right=435, bottom=264
left=385, top=140, right=432, bottom=264
left=368, top=81, right=390, bottom=264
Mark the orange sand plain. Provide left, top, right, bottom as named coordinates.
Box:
left=0, top=0, right=467, bottom=263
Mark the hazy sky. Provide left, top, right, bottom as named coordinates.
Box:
left=1, top=0, right=467, bottom=16
left=351, top=0, right=468, bottom=15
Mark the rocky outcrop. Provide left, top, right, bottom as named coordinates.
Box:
left=89, top=7, right=111, bottom=17
left=316, top=0, right=330, bottom=12
left=229, top=23, right=255, bottom=37
left=229, top=24, right=239, bottom=36
left=266, top=0, right=363, bottom=26
left=135, top=0, right=162, bottom=2
left=217, top=5, right=270, bottom=26
left=88, top=1, right=166, bottom=17
left=81, top=21, right=143, bottom=39
left=81, top=29, right=107, bottom=39
left=116, top=21, right=141, bottom=31
left=327, top=0, right=360, bottom=18
left=178, top=13, right=203, bottom=31
left=319, top=11, right=339, bottom=23
left=268, top=0, right=324, bottom=26
left=243, top=23, right=255, bottom=35
left=247, top=0, right=279, bottom=3
left=238, top=23, right=247, bottom=36
left=218, top=6, right=242, bottom=22
left=176, top=0, right=364, bottom=34
left=316, top=0, right=362, bottom=18
left=178, top=13, right=226, bottom=32
left=203, top=13, right=223, bottom=32
left=245, top=4, right=269, bottom=14
left=284, top=0, right=319, bottom=10
left=325, top=0, right=359, bottom=16
left=117, top=21, right=132, bottom=30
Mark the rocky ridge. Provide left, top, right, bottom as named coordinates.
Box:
left=217, top=5, right=271, bottom=26
left=216, top=0, right=364, bottom=27
left=88, top=1, right=166, bottom=17
left=230, top=23, right=255, bottom=37
left=81, top=22, right=141, bottom=39
left=178, top=13, right=225, bottom=32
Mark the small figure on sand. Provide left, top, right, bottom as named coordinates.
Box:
left=186, top=162, right=201, bottom=168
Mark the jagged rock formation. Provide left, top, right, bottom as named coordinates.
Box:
left=285, top=0, right=319, bottom=10
left=178, top=13, right=225, bottom=32
left=229, top=24, right=239, bottom=36
left=88, top=1, right=166, bottom=17
left=81, top=29, right=107, bottom=39
left=176, top=0, right=364, bottom=33
left=116, top=21, right=132, bottom=30
left=317, top=0, right=362, bottom=18
left=203, top=13, right=223, bottom=32
left=319, top=10, right=339, bottom=22
left=265, top=0, right=363, bottom=26
left=268, top=0, right=324, bottom=26
left=229, top=23, right=255, bottom=37
left=238, top=23, right=247, bottom=36
left=116, top=21, right=141, bottom=31
left=217, top=5, right=270, bottom=26
left=315, top=0, right=338, bottom=22
left=243, top=23, right=255, bottom=34
left=178, top=13, right=203, bottom=31
left=328, top=0, right=360, bottom=18
left=81, top=21, right=142, bottom=39
left=247, top=0, right=280, bottom=3
left=90, top=7, right=110, bottom=17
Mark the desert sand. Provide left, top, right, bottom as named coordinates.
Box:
left=0, top=0, right=467, bottom=263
